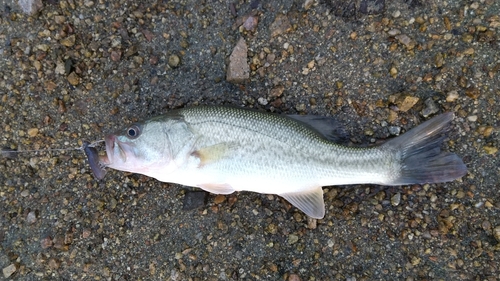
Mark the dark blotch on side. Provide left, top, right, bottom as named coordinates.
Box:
left=83, top=141, right=107, bottom=180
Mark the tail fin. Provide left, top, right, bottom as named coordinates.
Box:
left=383, top=113, right=467, bottom=185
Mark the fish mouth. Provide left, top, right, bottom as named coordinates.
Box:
left=99, top=134, right=116, bottom=166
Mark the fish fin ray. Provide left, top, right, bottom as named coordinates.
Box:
left=197, top=183, right=235, bottom=194
left=280, top=187, right=325, bottom=219
left=382, top=112, right=467, bottom=185
left=287, top=115, right=348, bottom=143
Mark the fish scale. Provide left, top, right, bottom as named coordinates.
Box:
left=99, top=106, right=467, bottom=219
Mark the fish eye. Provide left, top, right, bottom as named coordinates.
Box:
left=126, top=125, right=141, bottom=139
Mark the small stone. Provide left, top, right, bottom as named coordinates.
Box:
left=60, top=35, right=76, bottom=47
left=483, top=146, right=498, bottom=155
left=243, top=16, right=258, bottom=31
left=387, top=29, right=401, bottom=36
left=168, top=54, right=180, bottom=68
left=391, top=193, right=401, bottom=206
left=48, top=258, right=61, bottom=270
left=303, top=0, right=315, bottom=10
left=26, top=211, right=37, bottom=224
left=421, top=98, right=439, bottom=117
left=67, top=72, right=80, bottom=86
left=182, top=191, right=207, bottom=210
left=21, top=189, right=30, bottom=197
left=18, top=0, right=43, bottom=15
left=395, top=34, right=415, bottom=49
left=258, top=97, right=268, bottom=105
left=270, top=14, right=292, bottom=37
left=288, top=234, right=299, bottom=245
left=435, top=53, right=444, bottom=68
left=465, top=87, right=480, bottom=99
left=307, top=217, right=317, bottom=229
left=270, top=85, right=285, bottom=97
left=494, top=226, right=500, bottom=242
left=40, top=236, right=53, bottom=249
left=467, top=115, right=477, bottom=122
left=288, top=273, right=302, bottom=281
left=2, top=264, right=17, bottom=278
left=226, top=38, right=249, bottom=84
left=446, top=91, right=459, bottom=102
left=388, top=126, right=401, bottom=136
left=27, top=128, right=39, bottom=137
left=389, top=67, right=397, bottom=78
left=110, top=51, right=122, bottom=62
left=394, top=95, right=419, bottom=112
left=213, top=195, right=226, bottom=204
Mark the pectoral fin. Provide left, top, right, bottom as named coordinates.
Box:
left=280, top=187, right=325, bottom=219
left=192, top=142, right=235, bottom=168
left=197, top=183, right=235, bottom=195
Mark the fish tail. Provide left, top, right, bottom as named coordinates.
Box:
left=383, top=113, right=467, bottom=185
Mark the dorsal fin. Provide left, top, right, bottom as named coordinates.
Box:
left=287, top=115, right=348, bottom=143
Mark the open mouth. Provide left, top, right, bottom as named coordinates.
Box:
left=98, top=134, right=115, bottom=166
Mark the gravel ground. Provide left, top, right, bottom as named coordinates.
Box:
left=1, top=0, right=499, bottom=280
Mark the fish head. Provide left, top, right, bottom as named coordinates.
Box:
left=100, top=118, right=174, bottom=174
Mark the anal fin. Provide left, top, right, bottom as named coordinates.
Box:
left=280, top=187, right=325, bottom=219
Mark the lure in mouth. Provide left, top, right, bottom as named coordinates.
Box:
left=82, top=140, right=107, bottom=180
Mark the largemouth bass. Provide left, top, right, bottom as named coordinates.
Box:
left=99, top=106, right=467, bottom=219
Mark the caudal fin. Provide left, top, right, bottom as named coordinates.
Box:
left=383, top=113, right=467, bottom=185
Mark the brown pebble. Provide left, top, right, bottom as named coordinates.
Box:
left=288, top=273, right=301, bottom=281
left=270, top=14, right=292, bottom=37
left=40, top=236, right=53, bottom=249
left=213, top=195, right=226, bottom=204
left=27, top=128, right=39, bottom=137
left=465, top=87, right=480, bottom=99
left=168, top=54, right=180, bottom=68
left=67, top=72, right=80, bottom=86
left=270, top=85, right=285, bottom=97
left=110, top=50, right=122, bottom=62
left=60, top=35, right=76, bottom=47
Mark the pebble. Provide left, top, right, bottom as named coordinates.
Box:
left=270, top=14, right=292, bottom=37
left=67, top=72, right=80, bottom=86
left=213, top=195, right=226, bottom=204
left=27, top=128, right=39, bottom=137
left=483, top=146, right=498, bottom=155
left=168, top=54, right=180, bottom=68
left=494, top=226, right=500, bottom=242
left=467, top=115, right=477, bottom=122
left=288, top=234, right=299, bottom=245
left=27, top=211, right=37, bottom=224
left=390, top=94, right=419, bottom=112
left=420, top=98, right=439, bottom=117
left=243, top=16, right=259, bottom=31
left=388, top=126, right=401, bottom=136
left=2, top=264, right=17, bottom=278
left=395, top=34, right=416, bottom=50
left=226, top=38, right=250, bottom=84
left=60, top=35, right=76, bottom=47
left=270, top=85, right=285, bottom=97
left=182, top=191, right=207, bottom=210
left=288, top=273, right=302, bottom=281
left=446, top=90, right=459, bottom=102
left=18, top=0, right=43, bottom=15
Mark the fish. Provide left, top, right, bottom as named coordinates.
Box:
left=98, top=106, right=467, bottom=219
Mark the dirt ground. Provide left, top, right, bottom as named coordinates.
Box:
left=1, top=0, right=499, bottom=280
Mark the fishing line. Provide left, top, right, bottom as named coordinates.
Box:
left=1, top=140, right=105, bottom=159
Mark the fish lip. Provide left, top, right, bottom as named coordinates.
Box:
left=101, top=134, right=116, bottom=166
